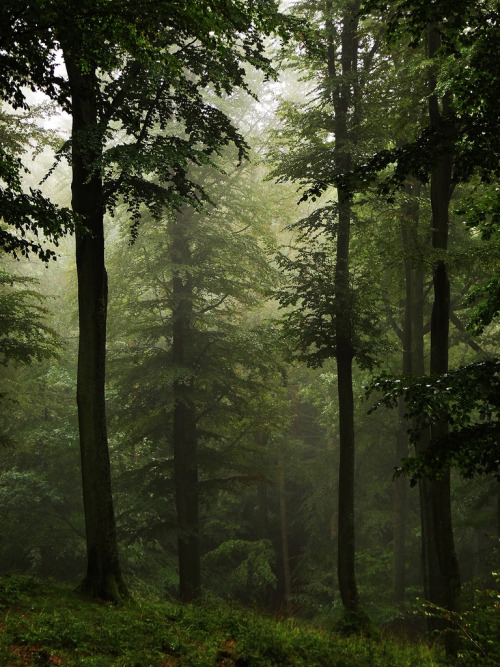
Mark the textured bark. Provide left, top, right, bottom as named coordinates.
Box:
left=63, top=52, right=126, bottom=601
left=328, top=1, right=361, bottom=612
left=416, top=25, right=460, bottom=653
left=170, top=215, right=200, bottom=602
left=336, top=327, right=358, bottom=610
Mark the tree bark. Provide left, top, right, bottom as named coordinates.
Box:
left=328, top=0, right=361, bottom=612
left=416, top=24, right=460, bottom=653
left=335, top=184, right=357, bottom=611
left=63, top=52, right=126, bottom=601
left=170, top=213, right=201, bottom=602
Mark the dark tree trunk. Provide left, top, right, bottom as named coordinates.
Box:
left=393, top=410, right=407, bottom=604
left=497, top=486, right=500, bottom=539
left=336, top=323, right=358, bottom=611
left=416, top=25, right=460, bottom=654
left=255, top=433, right=270, bottom=542
left=170, top=214, right=200, bottom=602
left=63, top=53, right=126, bottom=601
left=335, top=185, right=357, bottom=611
left=394, top=178, right=423, bottom=603
left=327, top=1, right=361, bottom=612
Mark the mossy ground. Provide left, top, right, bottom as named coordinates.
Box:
left=0, top=575, right=443, bottom=666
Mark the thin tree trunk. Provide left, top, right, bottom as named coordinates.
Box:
left=394, top=178, right=423, bottom=603
left=497, top=486, right=500, bottom=539
left=329, top=1, right=361, bottom=613
left=393, top=411, right=407, bottom=604
left=170, top=213, right=201, bottom=602
left=63, top=52, right=126, bottom=601
left=278, top=458, right=292, bottom=614
left=254, top=431, right=270, bottom=547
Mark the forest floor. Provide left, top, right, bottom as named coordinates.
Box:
left=0, top=575, right=445, bottom=666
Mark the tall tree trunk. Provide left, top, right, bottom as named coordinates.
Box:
left=170, top=213, right=200, bottom=602
left=393, top=406, right=407, bottom=604
left=63, top=52, right=126, bottom=601
left=278, top=458, right=292, bottom=614
left=256, top=437, right=270, bottom=543
left=497, top=487, right=500, bottom=539
left=327, top=0, right=361, bottom=612
left=394, top=178, right=423, bottom=603
left=416, top=24, right=460, bottom=653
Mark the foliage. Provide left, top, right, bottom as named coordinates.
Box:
left=333, top=607, right=381, bottom=639
left=202, top=539, right=277, bottom=601
left=0, top=347, right=85, bottom=578
left=49, top=0, right=301, bottom=227
left=451, top=183, right=500, bottom=334
left=0, top=0, right=302, bottom=254
left=276, top=230, right=389, bottom=369
left=103, top=138, right=291, bottom=599
left=416, top=569, right=500, bottom=665
left=0, top=106, right=74, bottom=260
left=0, top=0, right=497, bottom=643
left=0, top=575, right=444, bottom=666
left=367, top=360, right=500, bottom=483
left=0, top=267, right=60, bottom=367
left=269, top=3, right=393, bottom=372
left=0, top=4, right=75, bottom=260
left=330, top=0, right=499, bottom=208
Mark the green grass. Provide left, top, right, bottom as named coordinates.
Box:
left=0, top=575, right=443, bottom=666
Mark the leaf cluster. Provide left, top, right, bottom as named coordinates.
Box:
left=276, top=210, right=389, bottom=369
left=356, top=0, right=500, bottom=198
left=0, top=268, right=61, bottom=366
left=367, top=360, right=500, bottom=483
left=0, top=106, right=75, bottom=260
left=1, top=0, right=303, bottom=256
left=55, top=0, right=304, bottom=227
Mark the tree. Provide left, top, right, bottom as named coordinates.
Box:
left=416, top=21, right=461, bottom=639
left=393, top=176, right=424, bottom=603
left=356, top=0, right=500, bottom=652
left=0, top=5, right=74, bottom=260
left=0, top=0, right=297, bottom=599
left=106, top=141, right=289, bottom=600
left=270, top=0, right=392, bottom=618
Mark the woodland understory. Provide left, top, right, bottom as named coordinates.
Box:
left=1, top=1, right=499, bottom=664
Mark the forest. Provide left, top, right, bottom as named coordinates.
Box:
left=0, top=0, right=499, bottom=664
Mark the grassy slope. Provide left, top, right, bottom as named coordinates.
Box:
left=0, top=576, right=442, bottom=666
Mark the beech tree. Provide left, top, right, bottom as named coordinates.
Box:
left=270, top=0, right=389, bottom=617
left=1, top=0, right=297, bottom=600
left=360, top=0, right=500, bottom=651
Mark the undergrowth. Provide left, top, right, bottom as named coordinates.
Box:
left=0, top=575, right=443, bottom=665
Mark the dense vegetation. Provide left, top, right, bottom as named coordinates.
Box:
left=1, top=0, right=499, bottom=663
left=0, top=576, right=444, bottom=666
